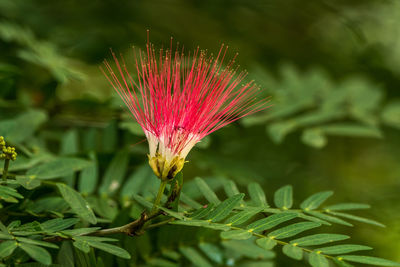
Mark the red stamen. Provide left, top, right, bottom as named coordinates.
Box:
left=102, top=38, right=271, bottom=157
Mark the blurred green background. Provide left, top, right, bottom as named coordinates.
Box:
left=1, top=0, right=400, bottom=265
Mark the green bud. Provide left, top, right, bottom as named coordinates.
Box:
left=0, top=137, right=18, bottom=161
left=148, top=153, right=185, bottom=181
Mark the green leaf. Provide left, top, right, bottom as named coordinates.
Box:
left=223, top=180, right=241, bottom=198
left=246, top=212, right=298, bottom=232
left=382, top=101, right=400, bottom=129
left=61, top=129, right=79, bottom=155
left=56, top=183, right=97, bottom=224
left=27, top=196, right=68, bottom=214
left=190, top=204, right=215, bottom=219
left=291, top=110, right=344, bottom=128
left=82, top=128, right=98, bottom=151
left=146, top=258, right=178, bottom=267
left=238, top=260, right=274, bottom=267
left=133, top=194, right=153, bottom=210
left=0, top=240, right=18, bottom=258
left=180, top=193, right=202, bottom=209
left=248, top=183, right=268, bottom=206
left=11, top=221, right=42, bottom=235
left=19, top=243, right=52, bottom=265
left=89, top=196, right=118, bottom=221
left=16, top=237, right=59, bottom=249
left=99, top=149, right=129, bottom=196
left=222, top=240, right=275, bottom=260
left=316, top=244, right=372, bottom=255
left=300, top=191, right=333, bottom=210
left=194, top=177, right=220, bottom=204
left=79, top=152, right=98, bottom=195
left=162, top=249, right=181, bottom=261
left=120, top=164, right=152, bottom=199
left=41, top=218, right=80, bottom=232
left=268, top=121, right=296, bottom=144
left=8, top=220, right=21, bottom=230
left=320, top=123, right=382, bottom=138
left=327, top=211, right=385, bottom=227
left=199, top=242, right=223, bottom=264
left=8, top=153, right=51, bottom=172
left=301, top=128, right=328, bottom=148
left=87, top=241, right=131, bottom=259
left=256, top=237, right=277, bottom=250
left=309, top=252, right=329, bottom=267
left=0, top=109, right=47, bottom=143
left=324, top=203, right=370, bottom=211
left=226, top=207, right=263, bottom=226
left=179, top=246, right=213, bottom=267
left=333, top=258, right=355, bottom=267
left=306, top=211, right=353, bottom=226
left=0, top=220, right=9, bottom=232
left=339, top=256, right=400, bottom=266
left=73, top=236, right=118, bottom=242
left=282, top=244, right=303, bottom=260
left=57, top=242, right=75, bottom=267
left=73, top=240, right=90, bottom=253
left=0, top=185, right=23, bottom=198
left=62, top=227, right=101, bottom=236
left=15, top=175, right=41, bottom=190
left=102, top=120, right=118, bottom=152
left=297, top=213, right=331, bottom=226
left=27, top=157, right=91, bottom=179
left=220, top=229, right=252, bottom=240
left=158, top=207, right=186, bottom=220
left=170, top=220, right=230, bottom=231
left=274, top=185, right=293, bottom=209
left=61, top=227, right=101, bottom=236
left=0, top=232, right=12, bottom=239
left=206, top=194, right=244, bottom=222
left=0, top=186, right=23, bottom=203
left=290, top=234, right=350, bottom=246
left=268, top=222, right=321, bottom=239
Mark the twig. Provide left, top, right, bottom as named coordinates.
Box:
left=45, top=175, right=182, bottom=242
left=91, top=211, right=162, bottom=236
left=145, top=218, right=175, bottom=230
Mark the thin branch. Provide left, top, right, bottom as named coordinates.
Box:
left=91, top=211, right=161, bottom=236
left=145, top=218, right=175, bottom=230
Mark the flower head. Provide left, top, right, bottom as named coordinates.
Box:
left=0, top=136, right=17, bottom=161
left=102, top=38, right=270, bottom=180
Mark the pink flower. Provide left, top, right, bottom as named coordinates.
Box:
left=102, top=39, right=270, bottom=180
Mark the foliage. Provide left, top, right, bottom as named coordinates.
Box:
left=243, top=64, right=400, bottom=148
left=0, top=129, right=399, bottom=266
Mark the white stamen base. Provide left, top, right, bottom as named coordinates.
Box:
left=145, top=130, right=200, bottom=163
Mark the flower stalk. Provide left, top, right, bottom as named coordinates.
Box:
left=2, top=159, right=9, bottom=181
left=151, top=179, right=168, bottom=214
